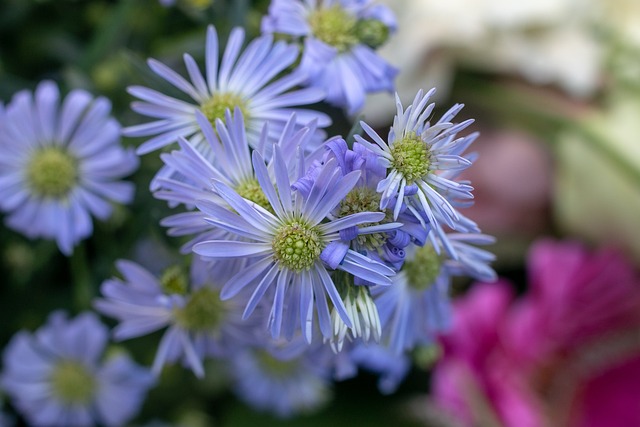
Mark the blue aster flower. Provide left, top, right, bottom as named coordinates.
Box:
left=124, top=24, right=330, bottom=155
left=156, top=109, right=316, bottom=253
left=262, top=0, right=398, bottom=114
left=94, top=256, right=259, bottom=378
left=228, top=339, right=333, bottom=418
left=193, top=146, right=396, bottom=343
left=0, top=81, right=138, bottom=255
left=355, top=88, right=478, bottom=233
left=0, top=311, right=154, bottom=427
left=372, top=233, right=496, bottom=355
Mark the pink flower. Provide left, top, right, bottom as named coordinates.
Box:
left=431, top=239, right=640, bottom=427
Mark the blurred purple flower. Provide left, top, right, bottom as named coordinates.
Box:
left=1, top=311, right=154, bottom=427
left=95, top=257, right=257, bottom=378
left=0, top=81, right=138, bottom=255
left=124, top=25, right=330, bottom=155
left=262, top=0, right=398, bottom=114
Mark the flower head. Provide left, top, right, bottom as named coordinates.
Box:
left=431, top=240, right=640, bottom=427
left=355, top=89, right=477, bottom=233
left=0, top=81, right=138, bottom=255
left=229, top=340, right=333, bottom=418
left=156, top=109, right=315, bottom=253
left=193, top=146, right=396, bottom=343
left=94, top=256, right=257, bottom=378
left=125, top=24, right=330, bottom=155
left=262, top=0, right=398, bottom=114
left=1, top=311, right=154, bottom=427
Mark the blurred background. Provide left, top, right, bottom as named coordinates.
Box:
left=0, top=0, right=639, bottom=426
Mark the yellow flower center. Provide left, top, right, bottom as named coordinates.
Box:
left=255, top=351, right=298, bottom=377
left=50, top=360, right=96, bottom=405
left=27, top=147, right=77, bottom=199
left=235, top=178, right=272, bottom=213
left=200, top=92, right=250, bottom=127
left=338, top=187, right=389, bottom=249
left=404, top=245, right=441, bottom=291
left=272, top=220, right=324, bottom=272
left=174, top=287, right=226, bottom=332
left=309, top=6, right=359, bottom=52
left=390, top=132, right=430, bottom=183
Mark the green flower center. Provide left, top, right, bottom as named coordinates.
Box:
left=235, top=178, right=272, bottom=213
left=174, top=287, right=225, bottom=332
left=309, top=6, right=359, bottom=52
left=27, top=147, right=77, bottom=199
left=200, top=92, right=250, bottom=127
left=50, top=360, right=96, bottom=405
left=272, top=220, right=324, bottom=272
left=338, top=187, right=388, bottom=250
left=390, top=132, right=430, bottom=183
left=160, top=265, right=189, bottom=295
left=404, top=245, right=441, bottom=291
left=256, top=351, right=298, bottom=377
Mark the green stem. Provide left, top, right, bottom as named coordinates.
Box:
left=70, top=244, right=92, bottom=311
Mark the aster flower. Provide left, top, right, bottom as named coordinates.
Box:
left=0, top=311, right=154, bottom=427
left=372, top=233, right=496, bottom=355
left=0, top=81, right=138, bottom=255
left=355, top=88, right=477, bottom=232
left=229, top=340, right=333, bottom=418
left=124, top=24, right=330, bottom=155
left=94, top=256, right=258, bottom=378
left=262, top=0, right=398, bottom=114
left=193, top=146, right=397, bottom=343
left=155, top=109, right=316, bottom=253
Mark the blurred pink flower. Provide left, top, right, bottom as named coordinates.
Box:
left=431, top=239, right=640, bottom=427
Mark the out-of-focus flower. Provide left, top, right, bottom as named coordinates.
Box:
left=431, top=239, right=640, bottom=427
left=1, top=311, right=154, bottom=427
left=262, top=0, right=398, bottom=115
left=362, top=0, right=602, bottom=125
left=373, top=234, right=496, bottom=355
left=554, top=93, right=640, bottom=263
left=228, top=340, right=333, bottom=418
left=125, top=25, right=330, bottom=155
left=95, top=257, right=256, bottom=378
left=0, top=81, right=138, bottom=255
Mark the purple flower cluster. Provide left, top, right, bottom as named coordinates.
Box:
left=0, top=1, right=496, bottom=421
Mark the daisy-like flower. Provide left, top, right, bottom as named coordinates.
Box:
left=355, top=88, right=477, bottom=232
left=0, top=81, right=138, bottom=255
left=193, top=147, right=396, bottom=343
left=0, top=311, right=154, bottom=427
left=262, top=0, right=398, bottom=114
left=229, top=340, right=333, bottom=418
left=124, top=24, right=330, bottom=155
left=372, top=233, right=496, bottom=355
left=156, top=109, right=315, bottom=253
left=94, top=256, right=258, bottom=378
